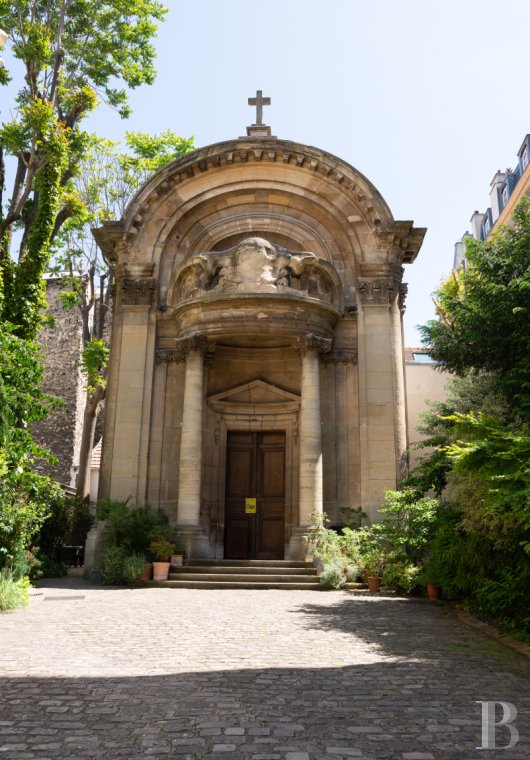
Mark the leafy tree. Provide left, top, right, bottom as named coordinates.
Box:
left=0, top=325, right=63, bottom=573
left=413, top=201, right=530, bottom=633
left=0, top=0, right=167, bottom=339
left=49, top=131, right=194, bottom=496
left=420, top=199, right=530, bottom=417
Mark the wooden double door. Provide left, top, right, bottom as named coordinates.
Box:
left=225, top=431, right=286, bottom=560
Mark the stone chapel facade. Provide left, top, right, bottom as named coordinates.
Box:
left=85, top=121, right=425, bottom=570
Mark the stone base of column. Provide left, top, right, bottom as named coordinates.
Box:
left=175, top=525, right=212, bottom=559
left=287, top=528, right=312, bottom=561
left=83, top=522, right=112, bottom=582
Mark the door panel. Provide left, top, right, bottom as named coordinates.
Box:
left=225, top=431, right=286, bottom=560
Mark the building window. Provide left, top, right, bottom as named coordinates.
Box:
left=483, top=216, right=490, bottom=235
left=522, top=146, right=529, bottom=170
left=501, top=184, right=509, bottom=206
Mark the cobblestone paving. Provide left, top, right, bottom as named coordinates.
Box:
left=0, top=578, right=528, bottom=759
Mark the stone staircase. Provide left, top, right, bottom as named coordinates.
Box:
left=165, top=559, right=321, bottom=590
left=139, top=559, right=369, bottom=590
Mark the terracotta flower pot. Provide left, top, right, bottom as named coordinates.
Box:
left=367, top=576, right=381, bottom=592
left=426, top=583, right=441, bottom=600
left=152, top=561, right=171, bottom=581
left=137, top=562, right=153, bottom=581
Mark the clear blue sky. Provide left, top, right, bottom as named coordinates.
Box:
left=9, top=0, right=530, bottom=343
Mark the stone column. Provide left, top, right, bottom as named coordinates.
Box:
left=297, top=334, right=332, bottom=527
left=357, top=272, right=405, bottom=523
left=174, top=334, right=212, bottom=557
left=85, top=263, right=155, bottom=580
left=393, top=283, right=409, bottom=481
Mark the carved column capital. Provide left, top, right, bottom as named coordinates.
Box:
left=157, top=334, right=215, bottom=364
left=321, top=349, right=358, bottom=365
left=119, top=277, right=155, bottom=306
left=357, top=278, right=399, bottom=306
left=399, top=283, right=408, bottom=313
left=294, top=333, right=333, bottom=356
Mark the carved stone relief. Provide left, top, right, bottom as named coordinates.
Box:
left=120, top=277, right=155, bottom=306
left=293, top=333, right=333, bottom=356
left=172, top=237, right=339, bottom=308
left=156, top=334, right=214, bottom=364
left=357, top=278, right=399, bottom=306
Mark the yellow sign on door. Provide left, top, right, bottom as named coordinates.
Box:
left=245, top=498, right=256, bottom=514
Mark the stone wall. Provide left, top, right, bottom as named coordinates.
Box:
left=33, top=279, right=86, bottom=485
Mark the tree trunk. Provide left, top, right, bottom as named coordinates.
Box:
left=76, top=383, right=105, bottom=499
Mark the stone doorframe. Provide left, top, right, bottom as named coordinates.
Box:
left=207, top=381, right=300, bottom=559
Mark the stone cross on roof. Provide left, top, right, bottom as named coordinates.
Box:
left=248, top=90, right=271, bottom=125
left=246, top=90, right=273, bottom=139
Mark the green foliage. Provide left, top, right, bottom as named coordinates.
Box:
left=375, top=489, right=440, bottom=564
left=101, top=546, right=127, bottom=585
left=0, top=570, right=30, bottom=611
left=444, top=413, right=530, bottom=552
left=359, top=546, right=387, bottom=578
left=307, top=512, right=342, bottom=564
left=125, top=506, right=169, bottom=556
left=99, top=499, right=169, bottom=561
left=122, top=553, right=148, bottom=582
left=319, top=560, right=346, bottom=590
left=381, top=554, right=420, bottom=595
left=413, top=205, right=530, bottom=633
left=102, top=546, right=150, bottom=585
left=36, top=494, right=91, bottom=565
left=33, top=556, right=67, bottom=579
left=149, top=537, right=174, bottom=561
left=420, top=199, right=530, bottom=417
left=99, top=497, right=132, bottom=547
left=81, top=339, right=109, bottom=389
left=0, top=0, right=168, bottom=336
left=339, top=505, right=367, bottom=529
left=474, top=568, right=530, bottom=632
left=0, top=329, right=66, bottom=575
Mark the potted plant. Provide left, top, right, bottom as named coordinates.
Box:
left=150, top=538, right=174, bottom=581
left=361, top=547, right=387, bottom=592
left=418, top=554, right=444, bottom=600
left=170, top=544, right=186, bottom=567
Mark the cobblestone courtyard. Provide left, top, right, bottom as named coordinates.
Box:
left=0, top=579, right=528, bottom=760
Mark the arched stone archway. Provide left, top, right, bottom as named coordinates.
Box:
left=88, top=134, right=425, bottom=566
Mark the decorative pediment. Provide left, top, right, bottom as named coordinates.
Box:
left=208, top=379, right=300, bottom=415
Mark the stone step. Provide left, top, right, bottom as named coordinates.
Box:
left=172, top=565, right=317, bottom=576
left=138, top=579, right=328, bottom=590
left=168, top=572, right=320, bottom=583
left=183, top=559, right=311, bottom=568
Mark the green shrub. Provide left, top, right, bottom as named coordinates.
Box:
left=376, top=489, right=440, bottom=564
left=319, top=560, right=345, bottom=589
left=101, top=546, right=127, bottom=585
left=123, top=506, right=169, bottom=555
left=37, top=556, right=67, bottom=579
left=308, top=512, right=342, bottom=564
left=382, top=555, right=420, bottom=594
left=345, top=563, right=361, bottom=583
left=122, top=553, right=148, bottom=581
left=0, top=570, right=30, bottom=611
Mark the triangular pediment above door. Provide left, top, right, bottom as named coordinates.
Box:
left=208, top=379, right=300, bottom=414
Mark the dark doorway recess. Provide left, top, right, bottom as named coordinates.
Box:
left=225, top=431, right=286, bottom=560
